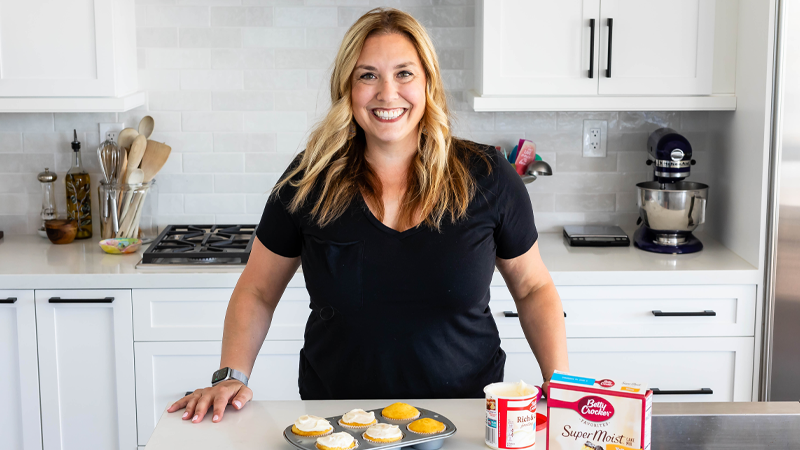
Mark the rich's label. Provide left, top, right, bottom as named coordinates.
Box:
left=485, top=395, right=537, bottom=449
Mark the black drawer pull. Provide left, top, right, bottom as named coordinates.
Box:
left=606, top=18, right=614, bottom=77
left=49, top=297, right=114, bottom=304
left=504, top=311, right=567, bottom=318
left=185, top=391, right=194, bottom=397
left=652, top=388, right=713, bottom=395
left=0, top=297, right=17, bottom=304
left=588, top=18, right=596, bottom=78
left=652, top=310, right=716, bottom=317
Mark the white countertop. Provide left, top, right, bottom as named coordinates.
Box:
left=145, top=399, right=544, bottom=450
left=0, top=231, right=758, bottom=289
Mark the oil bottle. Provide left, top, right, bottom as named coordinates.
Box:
left=65, top=129, right=92, bottom=239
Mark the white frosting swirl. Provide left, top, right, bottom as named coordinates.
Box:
left=341, top=409, right=375, bottom=425
left=294, top=415, right=331, bottom=432
left=317, top=432, right=355, bottom=448
left=365, top=423, right=403, bottom=440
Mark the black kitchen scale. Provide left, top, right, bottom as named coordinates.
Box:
left=563, top=225, right=630, bottom=247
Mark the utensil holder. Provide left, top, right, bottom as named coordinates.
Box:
left=98, top=181, right=158, bottom=242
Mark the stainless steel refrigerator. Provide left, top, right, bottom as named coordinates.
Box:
left=765, top=0, right=800, bottom=401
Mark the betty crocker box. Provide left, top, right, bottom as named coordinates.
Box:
left=546, top=371, right=652, bottom=450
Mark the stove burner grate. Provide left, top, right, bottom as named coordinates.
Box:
left=141, top=225, right=257, bottom=264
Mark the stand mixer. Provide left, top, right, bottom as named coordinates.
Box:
left=634, top=128, right=709, bottom=254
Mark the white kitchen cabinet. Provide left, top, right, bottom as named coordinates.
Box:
left=492, top=284, right=756, bottom=338
left=133, top=287, right=310, bottom=341
left=0, top=290, right=42, bottom=450
left=134, top=340, right=303, bottom=445
left=35, top=289, right=137, bottom=450
left=0, top=0, right=144, bottom=112
left=502, top=336, right=754, bottom=402
left=472, top=0, right=735, bottom=111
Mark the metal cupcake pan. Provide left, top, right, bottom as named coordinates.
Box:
left=283, top=407, right=457, bottom=450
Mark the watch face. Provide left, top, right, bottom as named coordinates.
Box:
left=212, top=368, right=228, bottom=383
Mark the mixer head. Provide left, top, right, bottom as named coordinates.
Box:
left=646, top=127, right=695, bottom=183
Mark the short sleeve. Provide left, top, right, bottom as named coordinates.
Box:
left=492, top=151, right=538, bottom=259
left=256, top=157, right=303, bottom=258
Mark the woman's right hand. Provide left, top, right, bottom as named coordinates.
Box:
left=167, top=380, right=253, bottom=423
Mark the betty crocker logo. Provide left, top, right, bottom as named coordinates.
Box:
left=577, top=396, right=615, bottom=422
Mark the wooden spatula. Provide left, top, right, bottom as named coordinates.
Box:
left=141, top=140, right=172, bottom=182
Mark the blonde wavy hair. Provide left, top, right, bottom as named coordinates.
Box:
left=272, top=7, right=489, bottom=231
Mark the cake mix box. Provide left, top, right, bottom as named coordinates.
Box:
left=546, top=371, right=652, bottom=450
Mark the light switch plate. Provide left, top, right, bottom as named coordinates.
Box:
left=582, top=120, right=608, bottom=158
left=99, top=122, right=125, bottom=144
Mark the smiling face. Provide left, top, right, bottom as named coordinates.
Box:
left=351, top=32, right=427, bottom=149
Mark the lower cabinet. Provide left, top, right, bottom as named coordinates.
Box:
left=134, top=340, right=303, bottom=446
left=502, top=336, right=754, bottom=402
left=0, top=290, right=42, bottom=450
left=35, top=289, right=137, bottom=450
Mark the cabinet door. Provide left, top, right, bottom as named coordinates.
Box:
left=0, top=0, right=116, bottom=96
left=134, top=340, right=303, bottom=446
left=36, top=289, right=136, bottom=450
left=479, top=0, right=600, bottom=96
left=0, top=290, right=42, bottom=450
left=598, top=0, right=716, bottom=95
left=503, top=337, right=753, bottom=402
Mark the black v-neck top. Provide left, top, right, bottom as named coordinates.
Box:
left=256, top=143, right=538, bottom=400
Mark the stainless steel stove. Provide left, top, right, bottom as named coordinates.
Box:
left=136, top=225, right=256, bottom=269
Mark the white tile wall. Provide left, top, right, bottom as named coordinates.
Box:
left=0, top=1, right=711, bottom=235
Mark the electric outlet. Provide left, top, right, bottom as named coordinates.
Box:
left=99, top=122, right=125, bottom=144
left=582, top=120, right=608, bottom=158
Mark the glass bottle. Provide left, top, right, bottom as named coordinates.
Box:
left=65, top=129, right=92, bottom=239
left=37, top=168, right=58, bottom=237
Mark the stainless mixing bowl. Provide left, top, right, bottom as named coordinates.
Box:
left=636, top=181, right=709, bottom=232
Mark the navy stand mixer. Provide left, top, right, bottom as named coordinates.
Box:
left=634, top=128, right=709, bottom=254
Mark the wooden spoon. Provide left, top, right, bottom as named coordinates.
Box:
left=118, top=128, right=139, bottom=151
left=127, top=135, right=147, bottom=178
left=138, top=116, right=155, bottom=139
left=141, top=140, right=172, bottom=182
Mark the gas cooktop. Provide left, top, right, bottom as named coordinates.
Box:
left=140, top=225, right=256, bottom=266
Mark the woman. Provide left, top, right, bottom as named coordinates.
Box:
left=168, top=7, right=568, bottom=424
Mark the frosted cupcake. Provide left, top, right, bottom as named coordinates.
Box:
left=316, top=431, right=357, bottom=450
left=407, top=418, right=446, bottom=435
left=363, top=423, right=403, bottom=443
left=338, top=409, right=377, bottom=428
left=291, top=415, right=333, bottom=437
left=381, top=402, right=420, bottom=421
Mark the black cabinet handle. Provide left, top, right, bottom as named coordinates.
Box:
left=49, top=297, right=114, bottom=304
left=504, top=311, right=567, bottom=318
left=0, top=297, right=17, bottom=304
left=588, top=18, right=595, bottom=78
left=652, top=310, right=716, bottom=317
left=652, top=388, right=713, bottom=395
left=606, top=18, right=614, bottom=77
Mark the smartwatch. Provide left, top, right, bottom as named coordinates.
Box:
left=211, top=367, right=249, bottom=387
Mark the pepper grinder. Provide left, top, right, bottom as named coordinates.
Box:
left=37, top=168, right=58, bottom=238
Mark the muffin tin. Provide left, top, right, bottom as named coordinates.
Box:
left=283, top=407, right=457, bottom=450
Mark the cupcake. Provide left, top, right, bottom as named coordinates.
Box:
left=407, top=418, right=446, bottom=435
left=363, top=423, right=403, bottom=443
left=381, top=402, right=420, bottom=420
left=338, top=409, right=377, bottom=428
left=316, top=432, right=357, bottom=450
left=291, top=415, right=333, bottom=437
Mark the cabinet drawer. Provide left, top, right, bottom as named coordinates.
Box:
left=492, top=284, right=756, bottom=338
left=134, top=340, right=303, bottom=445
left=503, top=336, right=754, bottom=402
left=133, top=288, right=310, bottom=341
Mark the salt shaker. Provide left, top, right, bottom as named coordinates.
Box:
left=37, top=168, right=58, bottom=238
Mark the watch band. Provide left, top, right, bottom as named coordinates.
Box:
left=212, top=367, right=249, bottom=387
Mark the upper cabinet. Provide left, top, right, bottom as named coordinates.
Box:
left=0, top=0, right=145, bottom=112
left=471, top=0, right=737, bottom=111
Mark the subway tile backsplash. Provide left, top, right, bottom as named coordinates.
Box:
left=0, top=1, right=711, bottom=235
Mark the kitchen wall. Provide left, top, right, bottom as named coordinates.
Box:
left=0, top=1, right=712, bottom=235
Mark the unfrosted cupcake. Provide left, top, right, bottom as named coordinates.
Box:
left=363, top=423, right=403, bottom=443
left=291, top=415, right=333, bottom=437
left=407, top=418, right=446, bottom=435
left=381, top=402, right=420, bottom=421
left=316, top=432, right=357, bottom=450
left=338, top=409, right=377, bottom=428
